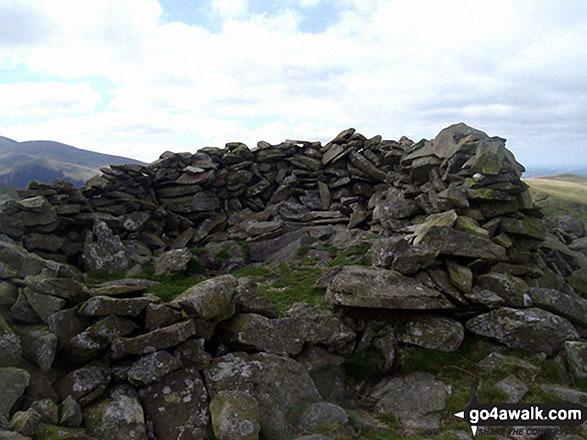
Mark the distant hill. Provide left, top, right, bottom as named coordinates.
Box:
left=524, top=174, right=587, bottom=225
left=0, top=136, right=145, bottom=188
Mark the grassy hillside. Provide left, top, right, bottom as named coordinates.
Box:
left=524, top=174, right=587, bottom=225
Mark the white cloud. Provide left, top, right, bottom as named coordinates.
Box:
left=0, top=82, right=100, bottom=118
left=300, top=0, right=321, bottom=8
left=0, top=0, right=586, bottom=168
left=211, top=0, right=249, bottom=18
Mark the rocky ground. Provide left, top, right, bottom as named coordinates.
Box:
left=0, top=123, right=586, bottom=440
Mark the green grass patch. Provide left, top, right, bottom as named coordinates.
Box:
left=86, top=262, right=204, bottom=303
left=232, top=265, right=275, bottom=282
left=524, top=175, right=587, bottom=225
left=84, top=270, right=129, bottom=285
left=296, top=244, right=312, bottom=257
left=190, top=247, right=207, bottom=256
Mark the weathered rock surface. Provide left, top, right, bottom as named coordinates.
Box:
left=127, top=350, right=183, bottom=386
left=210, top=390, right=260, bottom=440
left=392, top=313, right=465, bottom=352
left=466, top=307, right=579, bottom=355
left=326, top=265, right=454, bottom=309
left=170, top=275, right=238, bottom=321
left=0, top=368, right=30, bottom=420
left=83, top=385, right=147, bottom=440
left=1, top=123, right=586, bottom=439
left=203, top=352, right=320, bottom=431
left=371, top=372, right=450, bottom=431
left=139, top=367, right=210, bottom=440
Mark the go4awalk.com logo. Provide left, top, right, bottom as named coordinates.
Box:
left=454, top=396, right=586, bottom=436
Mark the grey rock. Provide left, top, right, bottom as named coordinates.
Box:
left=10, top=290, right=41, bottom=324
left=170, top=275, right=238, bottom=322
left=222, top=314, right=304, bottom=356
left=14, top=195, right=46, bottom=212
left=23, top=289, right=66, bottom=324
left=446, top=259, right=473, bottom=293
left=463, top=287, right=505, bottom=309
left=127, top=350, right=183, bottom=386
left=30, top=398, right=58, bottom=425
left=248, top=230, right=312, bottom=264
left=59, top=396, right=82, bottom=428
left=210, top=390, right=260, bottom=440
left=540, top=384, right=587, bottom=405
left=83, top=384, right=147, bottom=440
left=495, top=374, right=528, bottom=403
left=529, top=288, right=587, bottom=327
left=19, top=326, right=58, bottom=372
left=371, top=187, right=422, bottom=221
left=153, top=248, right=192, bottom=276
left=145, top=303, right=183, bottom=330
left=66, top=315, right=137, bottom=363
left=0, top=368, right=30, bottom=419
left=9, top=408, right=41, bottom=437
left=296, top=402, right=354, bottom=437
left=0, top=314, right=23, bottom=367
left=47, top=308, right=92, bottom=350
left=203, top=352, right=320, bottom=432
left=111, top=320, right=196, bottom=359
left=139, top=367, right=210, bottom=440
left=476, top=273, right=532, bottom=308
left=55, top=366, right=111, bottom=403
left=33, top=424, right=95, bottom=440
left=431, top=123, right=488, bottom=159
left=236, top=277, right=279, bottom=319
left=294, top=346, right=345, bottom=374
left=286, top=303, right=356, bottom=353
left=78, top=295, right=153, bottom=317
left=466, top=307, right=579, bottom=355
left=393, top=313, right=465, bottom=352
left=371, top=372, right=450, bottom=431
left=0, top=281, right=18, bottom=306
left=477, top=351, right=540, bottom=375
left=564, top=341, right=587, bottom=379
left=174, top=338, right=212, bottom=369
left=417, top=226, right=506, bottom=260
left=82, top=220, right=132, bottom=273
left=326, top=265, right=454, bottom=310
left=369, top=237, right=439, bottom=276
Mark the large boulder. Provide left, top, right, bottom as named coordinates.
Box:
left=203, top=352, right=321, bottom=432
left=139, top=367, right=210, bottom=440
left=466, top=307, right=579, bottom=355
left=371, top=372, right=450, bottom=431
left=326, top=265, right=454, bottom=310
left=0, top=368, right=30, bottom=420
left=170, top=275, right=239, bottom=321
left=82, top=220, right=132, bottom=273
left=392, top=313, right=465, bottom=352
left=417, top=226, right=506, bottom=260
left=83, top=384, right=147, bottom=440
left=528, top=288, right=587, bottom=327
left=0, top=314, right=22, bottom=367
left=210, top=391, right=260, bottom=440
left=153, top=248, right=192, bottom=276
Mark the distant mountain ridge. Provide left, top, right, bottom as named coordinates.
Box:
left=0, top=136, right=145, bottom=189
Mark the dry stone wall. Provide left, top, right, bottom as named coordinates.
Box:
left=1, top=123, right=586, bottom=439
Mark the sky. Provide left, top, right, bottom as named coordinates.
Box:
left=1, top=0, right=586, bottom=171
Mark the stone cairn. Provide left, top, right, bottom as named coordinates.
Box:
left=0, top=123, right=586, bottom=439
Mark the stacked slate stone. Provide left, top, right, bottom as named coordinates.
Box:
left=0, top=123, right=586, bottom=439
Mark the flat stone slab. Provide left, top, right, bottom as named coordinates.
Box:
left=466, top=307, right=579, bottom=355
left=326, top=265, right=455, bottom=310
